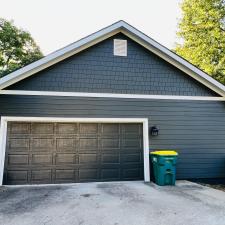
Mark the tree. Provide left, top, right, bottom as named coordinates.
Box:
left=175, top=0, right=225, bottom=84
left=0, top=18, right=43, bottom=77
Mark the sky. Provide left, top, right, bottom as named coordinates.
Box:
left=0, top=0, right=182, bottom=55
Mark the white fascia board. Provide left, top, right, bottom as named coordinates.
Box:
left=1, top=90, right=225, bottom=101
left=0, top=20, right=225, bottom=97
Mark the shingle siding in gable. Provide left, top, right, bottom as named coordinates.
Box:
left=6, top=33, right=218, bottom=96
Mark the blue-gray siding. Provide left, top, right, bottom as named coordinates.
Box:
left=1, top=95, right=225, bottom=179
left=6, top=33, right=218, bottom=96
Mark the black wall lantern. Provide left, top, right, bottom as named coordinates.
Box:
left=150, top=126, right=159, bottom=136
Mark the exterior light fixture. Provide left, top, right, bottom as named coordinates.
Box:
left=150, top=126, right=159, bottom=136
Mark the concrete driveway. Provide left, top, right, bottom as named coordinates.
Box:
left=0, top=181, right=225, bottom=225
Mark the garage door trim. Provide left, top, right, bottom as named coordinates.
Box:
left=0, top=117, right=149, bottom=185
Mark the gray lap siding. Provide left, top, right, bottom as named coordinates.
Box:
left=1, top=95, right=225, bottom=179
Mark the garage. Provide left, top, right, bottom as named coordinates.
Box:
left=1, top=21, right=225, bottom=185
left=3, top=121, right=144, bottom=185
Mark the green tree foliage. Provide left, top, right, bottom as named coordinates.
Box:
left=175, top=0, right=225, bottom=84
left=0, top=18, right=43, bottom=77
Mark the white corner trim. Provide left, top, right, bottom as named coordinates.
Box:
left=143, top=119, right=150, bottom=182
left=1, top=90, right=225, bottom=101
left=0, top=117, right=7, bottom=185
left=0, top=20, right=225, bottom=97
left=0, top=116, right=150, bottom=185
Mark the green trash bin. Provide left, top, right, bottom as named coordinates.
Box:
left=150, top=150, right=178, bottom=186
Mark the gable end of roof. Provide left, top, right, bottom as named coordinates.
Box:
left=0, top=20, right=225, bottom=97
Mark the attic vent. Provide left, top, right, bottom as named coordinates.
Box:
left=114, top=39, right=127, bottom=56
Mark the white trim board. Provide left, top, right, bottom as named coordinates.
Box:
left=0, top=20, right=225, bottom=97
left=1, top=90, right=225, bottom=101
left=0, top=117, right=150, bottom=185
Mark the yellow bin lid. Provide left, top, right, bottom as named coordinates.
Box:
left=150, top=150, right=178, bottom=156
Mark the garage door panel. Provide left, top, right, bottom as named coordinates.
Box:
left=4, top=122, right=144, bottom=184
left=122, top=124, right=142, bottom=133
left=79, top=123, right=98, bottom=134
left=31, top=138, right=54, bottom=150
left=101, top=124, right=120, bottom=135
left=79, top=169, right=98, bottom=181
left=56, top=153, right=76, bottom=164
left=56, top=123, right=78, bottom=134
left=31, top=123, right=54, bottom=134
left=101, top=138, right=120, bottom=149
left=56, top=138, right=76, bottom=151
left=8, top=154, right=29, bottom=165
left=55, top=169, right=75, bottom=180
left=9, top=123, right=31, bottom=134
left=101, top=169, right=120, bottom=180
left=6, top=170, right=28, bottom=183
left=8, top=138, right=30, bottom=150
left=122, top=168, right=143, bottom=179
left=101, top=154, right=120, bottom=164
left=123, top=133, right=142, bottom=139
left=121, top=153, right=142, bottom=163
left=79, top=154, right=98, bottom=164
left=31, top=170, right=52, bottom=182
left=79, top=138, right=98, bottom=150
left=31, top=154, right=53, bottom=164
left=122, top=139, right=142, bottom=149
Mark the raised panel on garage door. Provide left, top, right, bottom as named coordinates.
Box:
left=3, top=122, right=144, bottom=185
